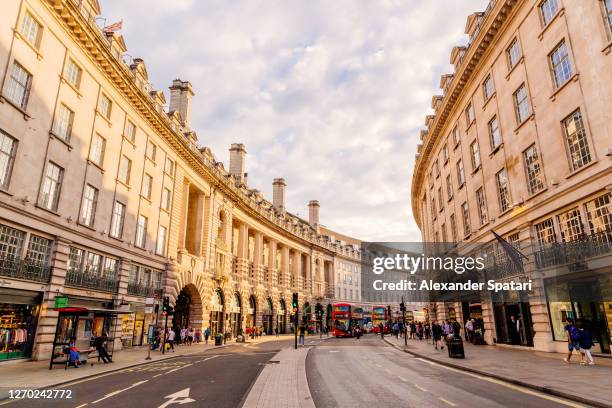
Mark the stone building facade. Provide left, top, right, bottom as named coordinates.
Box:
left=0, top=0, right=361, bottom=361
left=412, top=0, right=612, bottom=353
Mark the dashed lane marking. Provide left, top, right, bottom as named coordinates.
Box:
left=91, top=380, right=148, bottom=404
left=329, top=350, right=340, bottom=353
left=153, top=374, right=163, bottom=378
left=75, top=404, right=88, bottom=408
left=413, top=384, right=428, bottom=392
left=438, top=397, right=457, bottom=407
left=165, top=363, right=193, bottom=374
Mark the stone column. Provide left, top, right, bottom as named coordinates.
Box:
left=254, top=232, right=264, bottom=283
left=268, top=239, right=278, bottom=285
left=32, top=237, right=70, bottom=361
left=281, top=246, right=290, bottom=287
left=304, top=254, right=312, bottom=293
left=179, top=181, right=190, bottom=250
left=292, top=250, right=302, bottom=290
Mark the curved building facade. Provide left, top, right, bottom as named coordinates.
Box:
left=412, top=0, right=612, bottom=353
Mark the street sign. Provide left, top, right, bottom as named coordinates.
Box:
left=54, top=296, right=68, bottom=308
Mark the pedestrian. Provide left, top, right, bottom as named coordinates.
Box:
left=424, top=322, right=431, bottom=342
left=393, top=322, right=399, bottom=339
left=275, top=326, right=279, bottom=337
left=166, top=328, right=176, bottom=352
left=509, top=315, right=521, bottom=345
left=432, top=322, right=444, bottom=350
left=563, top=318, right=581, bottom=363
left=204, top=327, right=211, bottom=344
left=465, top=319, right=474, bottom=343
left=299, top=324, right=306, bottom=346
left=93, top=332, right=112, bottom=363
left=195, top=328, right=201, bottom=343
left=379, top=323, right=384, bottom=339
left=67, top=336, right=82, bottom=368
left=187, top=327, right=194, bottom=345
left=180, top=327, right=187, bottom=345
left=578, top=321, right=595, bottom=366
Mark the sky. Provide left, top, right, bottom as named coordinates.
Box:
left=100, top=0, right=488, bottom=242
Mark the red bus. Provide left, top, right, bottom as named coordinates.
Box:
left=371, top=305, right=388, bottom=334
left=331, top=303, right=352, bottom=337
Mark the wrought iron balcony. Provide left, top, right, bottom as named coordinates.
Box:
left=65, top=269, right=119, bottom=293
left=535, top=230, right=612, bottom=270
left=127, top=282, right=161, bottom=297
left=0, top=256, right=51, bottom=283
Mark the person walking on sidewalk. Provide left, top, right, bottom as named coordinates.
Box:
left=466, top=319, right=474, bottom=343
left=93, top=332, right=112, bottom=363
left=563, top=318, right=581, bottom=363
left=204, top=327, right=211, bottom=345
left=432, top=322, right=444, bottom=350
left=166, top=328, right=176, bottom=352
left=393, top=322, right=399, bottom=339
left=578, top=322, right=595, bottom=366
left=275, top=326, right=279, bottom=337
left=299, top=324, right=306, bottom=346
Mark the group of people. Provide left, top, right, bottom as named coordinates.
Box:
left=563, top=318, right=596, bottom=366
left=66, top=332, right=112, bottom=368
left=151, top=326, right=205, bottom=352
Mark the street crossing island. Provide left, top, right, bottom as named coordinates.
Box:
left=372, top=279, right=533, bottom=293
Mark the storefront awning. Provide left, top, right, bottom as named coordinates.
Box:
left=53, top=307, right=132, bottom=314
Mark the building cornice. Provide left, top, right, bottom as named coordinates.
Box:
left=44, top=0, right=360, bottom=259
left=411, top=0, right=520, bottom=228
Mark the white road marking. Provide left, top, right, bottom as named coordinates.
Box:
left=375, top=364, right=382, bottom=368
left=158, top=388, right=195, bottom=408
left=75, top=404, right=88, bottom=408
left=438, top=397, right=457, bottom=407
left=329, top=350, right=340, bottom=353
left=153, top=374, right=163, bottom=378
left=165, top=363, right=193, bottom=374
left=413, top=383, right=428, bottom=392
left=384, top=368, right=393, bottom=374
left=397, top=376, right=408, bottom=382
left=91, top=380, right=148, bottom=403
left=412, top=357, right=586, bottom=408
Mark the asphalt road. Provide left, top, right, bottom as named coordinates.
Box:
left=306, top=334, right=590, bottom=408
left=7, top=339, right=292, bottom=408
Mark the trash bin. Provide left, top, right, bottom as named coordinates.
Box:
left=214, top=333, right=223, bottom=346
left=447, top=335, right=465, bottom=358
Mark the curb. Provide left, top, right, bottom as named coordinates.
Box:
left=382, top=337, right=611, bottom=408
left=0, top=344, right=231, bottom=404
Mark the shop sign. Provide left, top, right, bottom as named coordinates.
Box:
left=54, top=296, right=68, bottom=308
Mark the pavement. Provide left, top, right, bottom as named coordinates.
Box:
left=383, top=334, right=612, bottom=408
left=0, top=334, right=292, bottom=402
left=307, top=335, right=599, bottom=408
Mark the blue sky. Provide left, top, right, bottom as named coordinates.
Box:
left=101, top=0, right=488, bottom=242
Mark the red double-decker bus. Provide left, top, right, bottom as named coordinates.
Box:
left=371, top=305, right=388, bottom=334
left=331, top=303, right=352, bottom=337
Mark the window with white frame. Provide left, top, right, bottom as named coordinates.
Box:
left=118, top=155, right=131, bottom=185
left=452, top=125, right=460, bottom=146
left=507, top=38, right=521, bottom=69
left=489, top=116, right=502, bottom=149
left=535, top=218, right=556, bottom=247
left=442, top=143, right=449, bottom=163
left=562, top=109, right=591, bottom=171
left=39, top=162, right=63, bottom=211
left=446, top=174, right=453, bottom=200
left=142, top=173, right=152, bottom=199
left=103, top=257, right=118, bottom=278
left=135, top=215, right=147, bottom=248
left=80, top=184, right=98, bottom=227
left=523, top=144, right=545, bottom=195
left=165, top=158, right=174, bottom=176
left=99, top=94, right=112, bottom=119
left=64, top=59, right=82, bottom=89
left=26, top=235, right=52, bottom=266
left=465, top=103, right=475, bottom=126
left=110, top=201, right=125, bottom=239
left=20, top=12, right=42, bottom=48
left=461, top=202, right=471, bottom=237
left=89, top=134, right=105, bottom=167
left=145, top=140, right=156, bottom=161
left=496, top=169, right=511, bottom=213
left=67, top=247, right=84, bottom=274
left=470, top=140, right=480, bottom=170
left=0, top=131, right=17, bottom=190
left=5, top=61, right=32, bottom=109
left=483, top=74, right=494, bottom=100
left=476, top=187, right=488, bottom=226
left=52, top=103, right=74, bottom=141
left=550, top=40, right=572, bottom=88
left=161, top=188, right=171, bottom=211
left=513, top=84, right=530, bottom=124
left=539, top=0, right=559, bottom=26
left=557, top=208, right=584, bottom=242
left=84, top=252, right=102, bottom=275
left=456, top=159, right=465, bottom=187
left=584, top=193, right=611, bottom=234
left=605, top=0, right=612, bottom=34
left=124, top=120, right=136, bottom=142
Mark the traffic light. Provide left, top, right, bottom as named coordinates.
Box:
left=162, top=296, right=169, bottom=313
left=315, top=303, right=323, bottom=318
left=292, top=292, right=298, bottom=314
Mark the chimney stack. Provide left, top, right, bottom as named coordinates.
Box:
left=229, top=143, right=247, bottom=185
left=273, top=178, right=286, bottom=212
left=308, top=200, right=320, bottom=232
left=169, top=79, right=194, bottom=129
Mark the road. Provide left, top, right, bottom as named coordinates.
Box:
left=306, top=335, right=589, bottom=408
left=7, top=339, right=292, bottom=408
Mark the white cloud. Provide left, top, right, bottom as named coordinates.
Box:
left=101, top=0, right=489, bottom=241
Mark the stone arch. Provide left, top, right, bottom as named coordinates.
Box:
left=173, top=283, right=203, bottom=330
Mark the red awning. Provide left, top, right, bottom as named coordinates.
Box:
left=53, top=307, right=131, bottom=314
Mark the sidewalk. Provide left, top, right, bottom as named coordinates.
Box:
left=0, top=334, right=292, bottom=400
left=383, top=335, right=612, bottom=408
left=242, top=346, right=315, bottom=408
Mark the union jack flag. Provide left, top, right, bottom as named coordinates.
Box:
left=103, top=20, right=123, bottom=33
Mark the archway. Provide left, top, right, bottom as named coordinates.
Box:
left=174, top=284, right=203, bottom=330
left=246, top=295, right=257, bottom=336
left=228, top=292, right=242, bottom=337
left=278, top=299, right=287, bottom=334
left=262, top=297, right=273, bottom=335
left=209, top=288, right=224, bottom=336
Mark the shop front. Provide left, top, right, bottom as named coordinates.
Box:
left=492, top=289, right=533, bottom=347
left=209, top=289, right=224, bottom=336
left=245, top=296, right=256, bottom=330
left=277, top=300, right=286, bottom=334
left=546, top=274, right=611, bottom=354
left=0, top=289, right=41, bottom=360
left=227, top=293, right=241, bottom=337
left=262, top=298, right=273, bottom=335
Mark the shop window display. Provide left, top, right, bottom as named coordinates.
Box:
left=0, top=303, right=38, bottom=360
